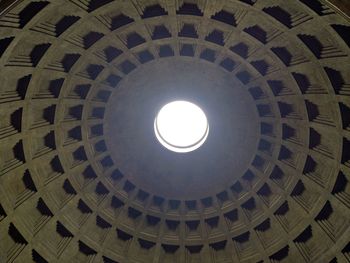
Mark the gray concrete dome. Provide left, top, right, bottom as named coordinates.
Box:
left=0, top=0, right=349, bottom=262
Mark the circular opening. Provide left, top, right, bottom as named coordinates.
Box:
left=154, top=101, right=209, bottom=153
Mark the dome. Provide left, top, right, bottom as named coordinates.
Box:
left=0, top=0, right=349, bottom=262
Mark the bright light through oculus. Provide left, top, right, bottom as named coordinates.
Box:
left=154, top=101, right=209, bottom=153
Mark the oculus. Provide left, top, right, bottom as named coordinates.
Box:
left=154, top=101, right=209, bottom=153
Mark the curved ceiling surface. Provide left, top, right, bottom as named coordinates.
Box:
left=105, top=58, right=259, bottom=199
left=0, top=0, right=349, bottom=263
